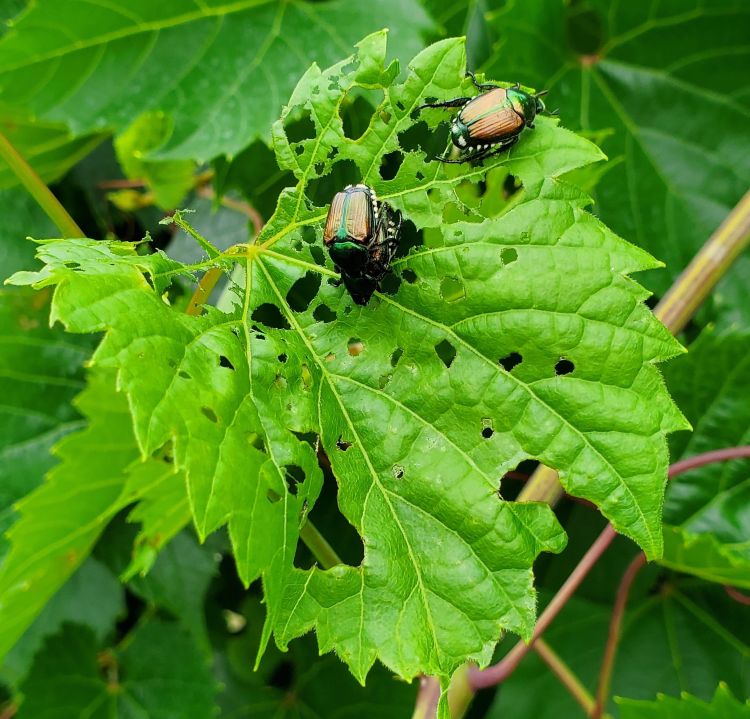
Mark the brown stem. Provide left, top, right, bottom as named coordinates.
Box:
left=668, top=446, right=750, bottom=478
left=592, top=552, right=647, bottom=718
left=534, top=638, right=596, bottom=716
left=724, top=586, right=750, bottom=606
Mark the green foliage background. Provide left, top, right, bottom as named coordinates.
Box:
left=0, top=1, right=749, bottom=718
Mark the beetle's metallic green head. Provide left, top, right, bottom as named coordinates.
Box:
left=329, top=240, right=369, bottom=276
left=450, top=117, right=471, bottom=149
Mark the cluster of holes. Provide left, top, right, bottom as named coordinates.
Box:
left=392, top=464, right=405, bottom=480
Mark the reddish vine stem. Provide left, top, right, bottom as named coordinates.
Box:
left=464, top=444, right=750, bottom=703
left=724, top=586, right=750, bottom=606
left=592, top=552, right=648, bottom=718
left=534, top=638, right=596, bottom=716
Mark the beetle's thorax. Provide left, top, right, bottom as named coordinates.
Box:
left=506, top=87, right=537, bottom=124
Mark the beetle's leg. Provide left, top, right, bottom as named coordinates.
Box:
left=465, top=70, right=500, bottom=92
left=477, top=136, right=519, bottom=162
left=417, top=97, right=472, bottom=112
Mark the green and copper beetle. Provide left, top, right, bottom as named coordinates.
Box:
left=418, top=72, right=554, bottom=164
left=323, top=184, right=402, bottom=305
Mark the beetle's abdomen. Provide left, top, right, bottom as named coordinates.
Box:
left=323, top=186, right=375, bottom=246
left=460, top=87, right=524, bottom=141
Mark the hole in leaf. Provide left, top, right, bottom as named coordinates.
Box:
left=379, top=150, right=404, bottom=181
left=313, top=303, right=337, bottom=323
left=501, top=247, right=518, bottom=265
left=394, top=219, right=422, bottom=258
left=390, top=347, right=403, bottom=367
left=284, top=109, right=316, bottom=143
left=201, top=407, right=219, bottom=423
left=267, top=489, right=282, bottom=504
left=555, top=358, right=575, bottom=375
left=435, top=339, right=456, bottom=368
left=402, top=268, right=417, bottom=284
left=306, top=159, right=359, bottom=205
left=392, top=464, right=405, bottom=480
left=310, top=245, right=326, bottom=266
left=219, top=355, right=235, bottom=370
left=286, top=271, right=321, bottom=312
left=277, top=353, right=288, bottom=363
left=379, top=272, right=401, bottom=295
left=378, top=372, right=392, bottom=389
left=301, top=364, right=312, bottom=390
left=336, top=437, right=352, bottom=452
left=499, top=352, right=523, bottom=372
left=348, top=338, right=364, bottom=357
left=178, top=370, right=191, bottom=380
left=251, top=303, right=290, bottom=330
left=440, top=276, right=465, bottom=302
left=325, top=353, right=335, bottom=362
left=302, top=226, right=316, bottom=244
left=295, top=145, right=304, bottom=156
left=248, top=433, right=266, bottom=452
left=379, top=110, right=392, bottom=124
left=416, top=171, right=425, bottom=181
left=341, top=90, right=382, bottom=140
left=481, top=419, right=494, bottom=439
left=283, top=464, right=305, bottom=495
left=314, top=162, right=324, bottom=175
left=503, top=173, right=522, bottom=199
left=396, top=101, right=405, bottom=111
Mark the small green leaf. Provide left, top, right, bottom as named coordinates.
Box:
left=16, top=620, right=217, bottom=718
left=661, top=330, right=750, bottom=587
left=617, top=684, right=750, bottom=718
left=114, top=111, right=196, bottom=209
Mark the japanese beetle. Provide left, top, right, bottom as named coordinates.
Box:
left=323, top=184, right=401, bottom=305
left=418, top=72, right=553, bottom=164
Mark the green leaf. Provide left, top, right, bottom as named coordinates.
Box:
left=114, top=111, right=196, bottom=209
left=0, top=558, right=123, bottom=689
left=661, top=330, right=750, bottom=587
left=482, top=0, right=750, bottom=306
left=487, top=585, right=750, bottom=718
left=0, top=0, right=433, bottom=162
left=618, top=684, right=750, bottom=718
left=0, top=189, right=55, bottom=276
left=0, top=368, right=187, bottom=661
left=7, top=32, right=685, bottom=689
left=16, top=620, right=216, bottom=718
left=0, top=287, right=92, bottom=559
left=0, top=114, right=106, bottom=189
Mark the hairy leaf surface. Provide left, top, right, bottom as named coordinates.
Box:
left=8, top=33, right=685, bottom=690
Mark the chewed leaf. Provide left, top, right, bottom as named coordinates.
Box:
left=7, top=31, right=685, bottom=687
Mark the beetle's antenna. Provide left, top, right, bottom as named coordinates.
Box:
left=548, top=108, right=560, bottom=116
left=535, top=89, right=549, bottom=98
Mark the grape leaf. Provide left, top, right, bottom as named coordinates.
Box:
left=16, top=620, right=216, bottom=719
left=660, top=330, right=750, bottom=588
left=482, top=0, right=750, bottom=309
left=0, top=558, right=123, bottom=689
left=0, top=0, right=433, bottom=162
left=618, top=684, right=750, bottom=718
left=488, top=586, right=750, bottom=718
left=8, top=32, right=685, bottom=695
left=0, top=368, right=187, bottom=660
left=0, top=287, right=92, bottom=560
